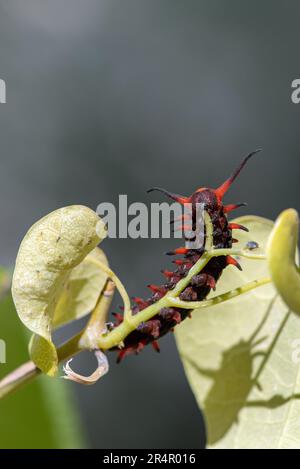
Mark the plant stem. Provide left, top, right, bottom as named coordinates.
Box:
left=0, top=362, right=39, bottom=399
left=167, top=277, right=271, bottom=309
left=88, top=258, right=132, bottom=318
left=0, top=331, right=83, bottom=400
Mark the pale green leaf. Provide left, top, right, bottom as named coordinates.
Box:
left=267, top=208, right=300, bottom=314
left=29, top=247, right=109, bottom=375
left=175, top=215, right=300, bottom=449
left=52, top=247, right=108, bottom=328
left=11, top=205, right=107, bottom=375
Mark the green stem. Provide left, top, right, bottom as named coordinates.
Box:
left=204, top=211, right=214, bottom=251
left=88, top=258, right=132, bottom=319
left=79, top=279, right=115, bottom=349
left=167, top=277, right=271, bottom=309
left=0, top=331, right=83, bottom=400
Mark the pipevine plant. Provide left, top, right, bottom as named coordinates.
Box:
left=0, top=151, right=299, bottom=400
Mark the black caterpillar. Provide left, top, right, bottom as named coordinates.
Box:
left=110, top=151, right=259, bottom=362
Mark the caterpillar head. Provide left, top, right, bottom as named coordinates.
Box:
left=147, top=149, right=261, bottom=213
left=191, top=188, right=218, bottom=210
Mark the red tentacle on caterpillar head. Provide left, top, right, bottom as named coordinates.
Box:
left=109, top=150, right=260, bottom=362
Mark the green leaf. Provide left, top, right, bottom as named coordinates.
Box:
left=0, top=293, right=84, bottom=448
left=11, top=205, right=107, bottom=375
left=267, top=208, right=300, bottom=314
left=29, top=247, right=108, bottom=376
left=175, top=215, right=300, bottom=449
left=52, top=247, right=108, bottom=328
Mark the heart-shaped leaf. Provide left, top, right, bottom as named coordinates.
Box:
left=12, top=205, right=107, bottom=376
left=175, top=215, right=300, bottom=449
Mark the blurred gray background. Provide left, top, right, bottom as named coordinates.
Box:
left=0, top=0, right=299, bottom=449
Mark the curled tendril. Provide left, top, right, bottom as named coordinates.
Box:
left=267, top=208, right=300, bottom=314
left=62, top=349, right=109, bottom=385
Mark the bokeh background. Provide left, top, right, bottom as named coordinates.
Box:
left=0, top=0, right=299, bottom=449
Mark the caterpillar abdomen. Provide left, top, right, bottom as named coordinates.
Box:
left=110, top=151, right=259, bottom=362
